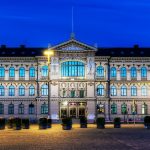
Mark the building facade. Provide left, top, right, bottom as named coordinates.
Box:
left=0, top=38, right=150, bottom=122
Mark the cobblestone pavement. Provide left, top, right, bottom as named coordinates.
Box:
left=0, top=124, right=150, bottom=150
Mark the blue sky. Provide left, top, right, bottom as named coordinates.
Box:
left=0, top=0, right=150, bottom=47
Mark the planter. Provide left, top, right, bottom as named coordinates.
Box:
left=47, top=119, right=52, bottom=128
left=80, top=117, right=87, bottom=128
left=96, top=117, right=105, bottom=129
left=22, top=118, right=30, bottom=129
left=144, top=116, right=150, bottom=129
left=13, top=118, right=22, bottom=130
left=62, top=117, right=72, bottom=130
left=39, top=118, right=47, bottom=129
left=7, top=118, right=14, bottom=129
left=0, top=118, right=5, bottom=130
left=114, top=117, right=121, bottom=128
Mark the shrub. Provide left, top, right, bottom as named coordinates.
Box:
left=0, top=118, right=5, bottom=130
left=80, top=117, right=87, bottom=124
left=7, top=117, right=14, bottom=129
left=96, top=117, right=105, bottom=129
left=13, top=118, right=22, bottom=130
left=39, top=118, right=47, bottom=129
left=114, top=117, right=121, bottom=128
left=47, top=118, right=52, bottom=128
left=22, top=118, right=30, bottom=129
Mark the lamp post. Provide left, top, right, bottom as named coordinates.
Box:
left=44, top=46, right=54, bottom=119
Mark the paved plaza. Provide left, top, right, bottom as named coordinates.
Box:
left=0, top=124, right=150, bottom=150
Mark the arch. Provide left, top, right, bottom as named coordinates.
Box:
left=61, top=61, right=85, bottom=77
left=19, top=67, right=25, bottom=77
left=19, top=85, right=25, bottom=96
left=0, top=67, right=5, bottom=77
left=110, top=67, right=117, bottom=77
left=9, top=67, right=15, bottom=77
left=29, top=103, right=35, bottom=114
left=141, top=86, right=147, bottom=96
left=121, top=103, right=127, bottom=114
left=18, top=103, right=24, bottom=114
left=8, top=103, right=14, bottom=114
left=111, top=85, right=117, bottom=96
left=9, top=85, right=15, bottom=96
left=111, top=103, right=117, bottom=114
left=141, top=67, right=147, bottom=78
left=29, top=67, right=35, bottom=77
left=121, top=85, right=127, bottom=96
left=130, top=67, right=137, bottom=78
left=120, top=67, right=127, bottom=77
left=41, top=103, right=48, bottom=114
left=29, top=85, right=35, bottom=96
left=142, top=103, right=147, bottom=115
left=41, top=84, right=48, bottom=96
left=97, top=84, right=104, bottom=96
left=41, top=66, right=48, bottom=77
left=96, top=66, right=104, bottom=77
left=131, top=85, right=137, bottom=96
left=0, top=85, right=5, bottom=96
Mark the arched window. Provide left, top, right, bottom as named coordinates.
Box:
left=0, top=85, right=5, bottom=96
left=97, top=84, right=104, bottom=96
left=29, top=67, right=35, bottom=77
left=9, top=85, right=15, bottom=96
left=141, top=67, right=147, bottom=78
left=120, top=67, right=127, bottom=78
left=130, top=67, right=137, bottom=78
left=142, top=103, right=147, bottom=115
left=0, top=103, right=4, bottom=114
left=0, top=67, right=5, bottom=77
left=61, top=61, right=85, bottom=77
left=121, top=103, right=127, bottom=114
left=9, top=67, right=15, bottom=77
left=110, top=67, right=117, bottom=77
left=8, top=103, right=14, bottom=114
left=29, top=85, right=35, bottom=96
left=19, top=67, right=25, bottom=77
left=29, top=103, right=35, bottom=114
left=131, top=86, right=137, bottom=96
left=41, top=103, right=48, bottom=114
left=121, top=85, right=127, bottom=96
left=141, top=86, right=147, bottom=96
left=111, top=103, right=117, bottom=114
left=19, top=85, right=25, bottom=96
left=131, top=101, right=137, bottom=114
left=41, top=66, right=48, bottom=77
left=18, top=103, right=24, bottom=114
left=111, top=86, right=117, bottom=96
left=41, top=84, right=48, bottom=96
left=97, top=66, right=104, bottom=77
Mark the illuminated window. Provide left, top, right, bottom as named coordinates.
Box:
left=0, top=85, right=4, bottom=96
left=131, top=86, right=137, bottom=96
left=29, top=67, right=35, bottom=77
left=142, top=103, right=147, bottom=115
left=110, top=67, right=116, bottom=77
left=29, top=103, right=35, bottom=114
left=18, top=103, right=24, bottom=114
left=0, top=103, right=4, bottom=114
left=9, top=85, right=15, bottom=96
left=61, top=61, right=85, bottom=77
left=19, top=85, right=25, bottom=96
left=141, top=67, right=147, bottom=78
left=97, top=66, right=104, bottom=77
left=41, top=84, right=48, bottom=96
left=19, top=67, right=25, bottom=77
left=71, top=90, right=75, bottom=98
left=111, top=103, right=117, bottom=114
left=97, top=84, right=104, bottom=96
left=0, top=67, right=5, bottom=77
left=141, top=86, right=147, bottom=96
left=42, top=66, right=48, bottom=77
left=120, top=67, right=126, bottom=77
left=29, top=85, right=35, bottom=96
left=41, top=103, right=48, bottom=114
left=131, top=67, right=137, bottom=78
left=111, top=86, right=117, bottom=96
left=9, top=67, right=15, bottom=77
left=121, top=85, right=127, bottom=96
left=8, top=103, right=14, bottom=114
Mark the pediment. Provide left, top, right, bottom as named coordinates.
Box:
left=52, top=39, right=97, bottom=51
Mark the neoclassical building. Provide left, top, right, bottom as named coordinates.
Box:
left=0, top=37, right=150, bottom=122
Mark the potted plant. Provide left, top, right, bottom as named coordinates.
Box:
left=0, top=118, right=5, bottom=130
left=96, top=117, right=105, bottom=129
left=22, top=118, right=30, bottom=129
left=47, top=118, right=52, bottom=128
left=39, top=118, right=47, bottom=129
left=80, top=117, right=87, bottom=128
left=114, top=117, right=121, bottom=128
left=13, top=118, right=22, bottom=130
left=62, top=117, right=72, bottom=130
left=7, top=117, right=14, bottom=129
left=144, top=116, right=150, bottom=129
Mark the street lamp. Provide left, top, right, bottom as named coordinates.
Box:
left=44, top=46, right=54, bottom=119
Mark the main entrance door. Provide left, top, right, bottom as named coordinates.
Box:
left=60, top=102, right=87, bottom=118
